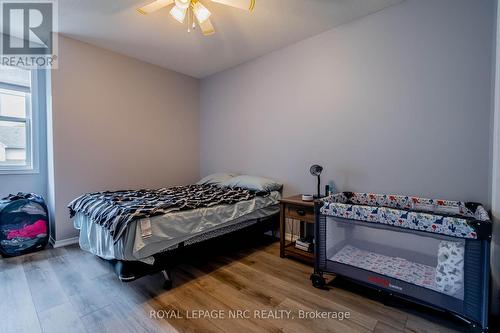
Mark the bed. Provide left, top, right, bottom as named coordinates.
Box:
left=69, top=173, right=282, bottom=288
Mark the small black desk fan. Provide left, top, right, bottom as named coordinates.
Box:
left=310, top=164, right=323, bottom=198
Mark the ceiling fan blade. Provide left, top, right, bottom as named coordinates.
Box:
left=137, top=0, right=174, bottom=14
left=198, top=18, right=215, bottom=36
left=211, top=0, right=255, bottom=11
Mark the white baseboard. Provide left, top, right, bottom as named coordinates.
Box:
left=49, top=236, right=79, bottom=248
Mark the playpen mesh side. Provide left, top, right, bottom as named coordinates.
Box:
left=323, top=217, right=465, bottom=300
left=316, top=214, right=327, bottom=271
left=463, top=240, right=489, bottom=326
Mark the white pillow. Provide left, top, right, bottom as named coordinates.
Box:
left=220, top=175, right=282, bottom=192
left=196, top=173, right=239, bottom=185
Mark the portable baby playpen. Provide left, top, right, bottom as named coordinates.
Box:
left=312, top=192, right=492, bottom=332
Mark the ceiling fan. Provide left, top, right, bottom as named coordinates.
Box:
left=138, top=0, right=255, bottom=36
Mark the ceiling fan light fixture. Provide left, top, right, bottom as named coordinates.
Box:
left=192, top=1, right=211, bottom=24
left=170, top=4, right=187, bottom=23
left=138, top=0, right=254, bottom=36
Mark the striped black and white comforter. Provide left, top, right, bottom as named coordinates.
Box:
left=68, top=184, right=263, bottom=242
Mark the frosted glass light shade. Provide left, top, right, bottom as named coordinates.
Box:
left=193, top=1, right=211, bottom=24
left=170, top=5, right=187, bottom=22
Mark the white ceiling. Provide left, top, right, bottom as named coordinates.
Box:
left=58, top=0, right=403, bottom=78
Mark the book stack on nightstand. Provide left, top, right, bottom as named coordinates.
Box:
left=295, top=237, right=314, bottom=252
left=279, top=195, right=316, bottom=264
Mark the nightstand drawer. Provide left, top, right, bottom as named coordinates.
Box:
left=286, top=204, right=314, bottom=222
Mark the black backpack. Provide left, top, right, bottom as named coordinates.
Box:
left=0, top=193, right=49, bottom=257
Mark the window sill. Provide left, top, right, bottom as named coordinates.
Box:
left=0, top=168, right=39, bottom=175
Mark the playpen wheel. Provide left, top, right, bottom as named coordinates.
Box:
left=310, top=273, right=326, bottom=289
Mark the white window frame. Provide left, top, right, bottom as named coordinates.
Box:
left=0, top=69, right=39, bottom=174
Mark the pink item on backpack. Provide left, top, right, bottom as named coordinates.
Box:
left=7, top=220, right=47, bottom=240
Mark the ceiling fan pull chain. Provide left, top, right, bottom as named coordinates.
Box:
left=192, top=8, right=196, bottom=30
left=187, top=6, right=190, bottom=32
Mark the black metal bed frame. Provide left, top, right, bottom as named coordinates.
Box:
left=104, top=213, right=279, bottom=290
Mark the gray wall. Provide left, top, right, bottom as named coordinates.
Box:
left=200, top=0, right=495, bottom=204
left=490, top=0, right=499, bottom=318
left=50, top=36, right=200, bottom=241
left=0, top=70, right=48, bottom=200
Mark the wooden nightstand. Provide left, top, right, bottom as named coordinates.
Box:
left=279, top=195, right=315, bottom=264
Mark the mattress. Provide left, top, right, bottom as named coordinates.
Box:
left=330, top=245, right=460, bottom=298
left=74, top=190, right=281, bottom=263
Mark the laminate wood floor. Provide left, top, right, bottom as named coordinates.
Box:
left=0, top=238, right=470, bottom=333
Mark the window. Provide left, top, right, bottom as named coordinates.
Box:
left=0, top=66, right=35, bottom=172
